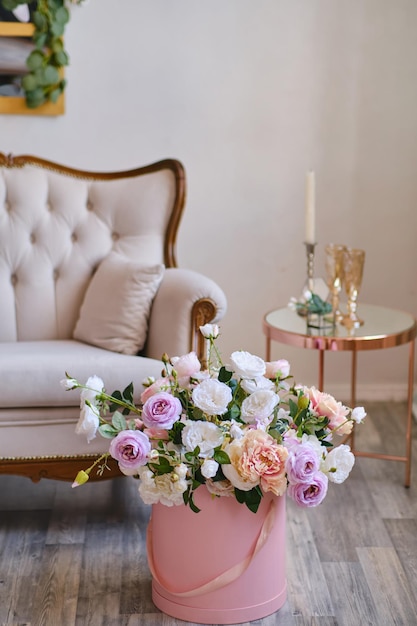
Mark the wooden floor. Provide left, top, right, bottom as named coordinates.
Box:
left=1, top=401, right=416, bottom=626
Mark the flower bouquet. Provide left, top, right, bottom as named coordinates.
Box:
left=63, top=324, right=366, bottom=514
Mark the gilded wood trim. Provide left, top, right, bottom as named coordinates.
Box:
left=190, top=298, right=217, bottom=364
left=0, top=152, right=186, bottom=268
left=0, top=454, right=122, bottom=483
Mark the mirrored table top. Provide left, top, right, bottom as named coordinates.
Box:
left=263, top=304, right=417, bottom=351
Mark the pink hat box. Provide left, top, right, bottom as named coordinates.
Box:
left=147, top=485, right=287, bottom=624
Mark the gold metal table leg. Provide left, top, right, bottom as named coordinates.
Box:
left=405, top=338, right=415, bottom=487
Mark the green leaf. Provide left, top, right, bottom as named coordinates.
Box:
left=188, top=492, right=201, bottom=513
left=1, top=0, right=20, bottom=10
left=213, top=449, right=230, bottom=464
left=218, top=366, right=233, bottom=383
left=228, top=403, right=241, bottom=420
left=33, top=33, right=48, bottom=49
left=50, top=21, right=65, bottom=37
left=41, top=65, right=60, bottom=86
left=25, top=87, right=46, bottom=108
left=111, top=411, right=127, bottom=432
left=49, top=86, right=62, bottom=103
left=21, top=74, right=39, bottom=92
left=52, top=50, right=69, bottom=67
left=26, top=51, right=45, bottom=71
left=55, top=6, right=70, bottom=24
left=288, top=398, right=299, bottom=418
left=192, top=406, right=204, bottom=420
left=122, top=382, right=134, bottom=404
left=234, top=488, right=246, bottom=504
left=98, top=423, right=119, bottom=439
left=32, top=11, right=48, bottom=30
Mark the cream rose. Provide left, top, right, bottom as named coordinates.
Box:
left=229, top=351, right=266, bottom=379
left=192, top=378, right=232, bottom=416
left=240, top=389, right=279, bottom=425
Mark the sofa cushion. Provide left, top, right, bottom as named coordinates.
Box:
left=0, top=340, right=164, bottom=409
left=73, top=252, right=164, bottom=355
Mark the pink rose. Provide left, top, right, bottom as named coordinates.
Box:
left=143, top=426, right=170, bottom=441
left=140, top=378, right=168, bottom=403
left=142, top=391, right=182, bottom=429
left=286, top=443, right=320, bottom=484
left=265, top=359, right=290, bottom=379
left=109, top=430, right=151, bottom=475
left=287, top=472, right=328, bottom=507
left=171, top=352, right=201, bottom=381
left=303, top=387, right=351, bottom=435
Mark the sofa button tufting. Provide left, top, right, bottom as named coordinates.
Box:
left=53, top=269, right=59, bottom=281
left=87, top=199, right=93, bottom=211
left=30, top=233, right=36, bottom=244
left=71, top=232, right=77, bottom=242
left=112, top=232, right=119, bottom=241
left=10, top=273, right=17, bottom=286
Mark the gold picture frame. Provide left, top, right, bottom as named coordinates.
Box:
left=0, top=20, right=64, bottom=115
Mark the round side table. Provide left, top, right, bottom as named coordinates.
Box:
left=263, top=303, right=416, bottom=487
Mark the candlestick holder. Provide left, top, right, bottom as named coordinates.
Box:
left=294, top=242, right=333, bottom=328
left=302, top=241, right=316, bottom=300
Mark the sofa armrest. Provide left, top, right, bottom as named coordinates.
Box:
left=145, top=267, right=227, bottom=361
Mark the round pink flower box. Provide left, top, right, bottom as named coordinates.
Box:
left=147, top=486, right=287, bottom=624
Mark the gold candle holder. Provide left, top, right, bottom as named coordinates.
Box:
left=303, top=241, right=316, bottom=297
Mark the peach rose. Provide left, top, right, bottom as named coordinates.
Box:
left=304, top=387, right=352, bottom=435
left=222, top=429, right=289, bottom=496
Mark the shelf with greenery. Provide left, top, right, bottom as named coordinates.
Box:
left=0, top=0, right=84, bottom=109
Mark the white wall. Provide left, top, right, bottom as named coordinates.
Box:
left=2, top=0, right=417, bottom=400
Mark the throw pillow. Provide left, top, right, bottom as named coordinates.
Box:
left=73, top=252, right=164, bottom=355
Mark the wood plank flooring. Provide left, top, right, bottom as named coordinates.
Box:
left=1, top=401, right=416, bottom=626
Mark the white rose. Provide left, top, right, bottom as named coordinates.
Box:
left=80, top=375, right=104, bottom=408
left=199, top=323, right=220, bottom=339
left=229, top=420, right=245, bottom=439
left=192, top=378, right=232, bottom=416
left=322, top=444, right=355, bottom=484
left=138, top=467, right=187, bottom=506
left=351, top=406, right=366, bottom=423
left=240, top=389, right=279, bottom=424
left=241, top=376, right=275, bottom=394
left=229, top=351, right=266, bottom=379
left=60, top=376, right=78, bottom=390
left=75, top=404, right=99, bottom=443
left=181, top=420, right=224, bottom=458
left=201, top=459, right=219, bottom=479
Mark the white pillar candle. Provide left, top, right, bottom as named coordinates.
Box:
left=305, top=170, right=316, bottom=244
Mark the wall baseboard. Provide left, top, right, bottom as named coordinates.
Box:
left=323, top=383, right=410, bottom=403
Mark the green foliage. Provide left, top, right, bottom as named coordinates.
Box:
left=109, top=383, right=135, bottom=415
left=1, top=0, right=72, bottom=108
left=234, top=486, right=262, bottom=513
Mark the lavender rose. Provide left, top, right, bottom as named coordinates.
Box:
left=286, top=443, right=320, bottom=484
left=141, top=391, right=182, bottom=429
left=287, top=472, right=328, bottom=507
left=109, top=430, right=151, bottom=475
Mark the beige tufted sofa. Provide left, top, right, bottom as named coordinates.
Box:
left=0, top=153, right=227, bottom=482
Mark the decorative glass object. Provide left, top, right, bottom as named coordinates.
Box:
left=341, top=247, right=365, bottom=329
left=324, top=243, right=346, bottom=324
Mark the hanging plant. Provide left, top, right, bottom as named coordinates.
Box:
left=1, top=0, right=83, bottom=108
